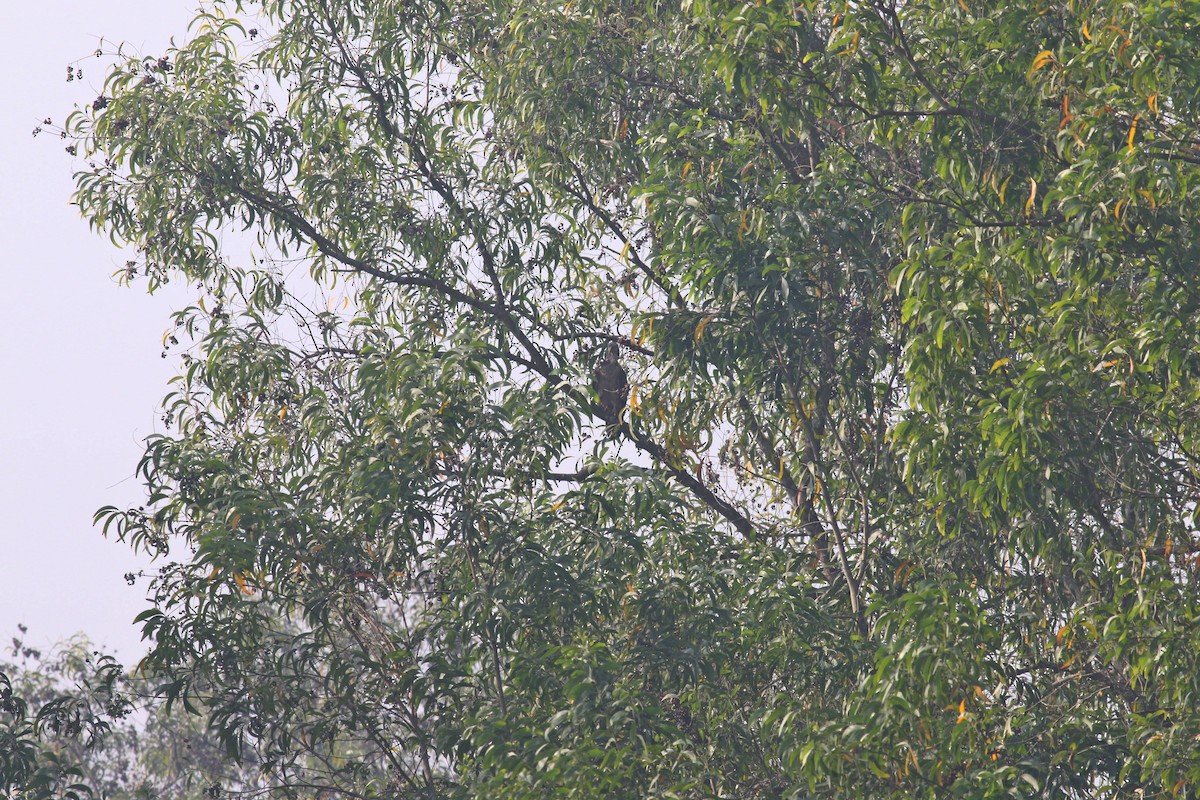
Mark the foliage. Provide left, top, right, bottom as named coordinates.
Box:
left=13, top=0, right=1200, bottom=797
left=0, top=630, right=259, bottom=800
left=0, top=632, right=105, bottom=800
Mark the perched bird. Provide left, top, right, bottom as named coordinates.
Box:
left=592, top=341, right=629, bottom=437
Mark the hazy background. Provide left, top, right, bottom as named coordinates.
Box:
left=1, top=1, right=197, bottom=660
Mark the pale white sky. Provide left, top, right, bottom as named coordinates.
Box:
left=0, top=1, right=197, bottom=660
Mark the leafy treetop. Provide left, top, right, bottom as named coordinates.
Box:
left=8, top=0, right=1200, bottom=797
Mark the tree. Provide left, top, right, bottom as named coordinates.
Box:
left=0, top=629, right=266, bottom=800
left=0, top=630, right=122, bottom=800
left=16, top=0, right=1200, bottom=796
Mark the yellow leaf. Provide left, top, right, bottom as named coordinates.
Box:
left=279, top=405, right=288, bottom=421
left=229, top=512, right=242, bottom=530
left=1056, top=625, right=1069, bottom=645
left=681, top=161, right=692, bottom=180
left=990, top=357, right=1010, bottom=374
left=1058, top=97, right=1075, bottom=132
left=1128, top=113, right=1140, bottom=152
left=694, top=314, right=716, bottom=342
left=1148, top=93, right=1159, bottom=114
left=1082, top=21, right=1091, bottom=40
left=956, top=699, right=967, bottom=723
left=619, top=239, right=632, bottom=263
left=1027, top=50, right=1055, bottom=78
left=235, top=573, right=253, bottom=595
left=631, top=318, right=649, bottom=346
left=957, top=0, right=968, bottom=11
left=1024, top=178, right=1037, bottom=217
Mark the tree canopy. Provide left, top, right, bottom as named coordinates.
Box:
left=8, top=0, right=1200, bottom=797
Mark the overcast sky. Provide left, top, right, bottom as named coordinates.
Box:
left=1, top=1, right=198, bottom=660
